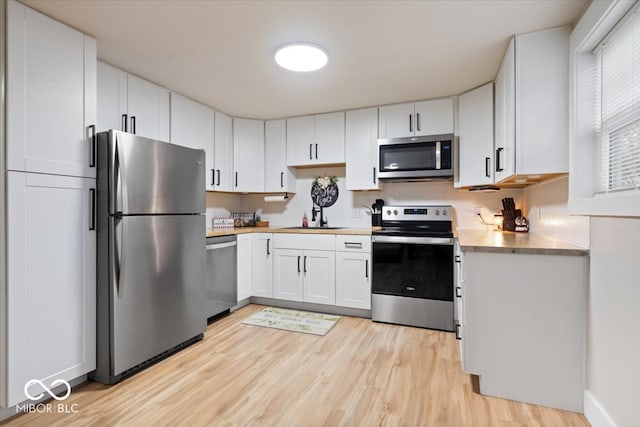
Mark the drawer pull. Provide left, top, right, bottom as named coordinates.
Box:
left=344, top=242, right=363, bottom=249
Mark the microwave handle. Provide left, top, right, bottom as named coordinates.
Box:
left=435, top=141, right=441, bottom=170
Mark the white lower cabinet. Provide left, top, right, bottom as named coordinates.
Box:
left=301, top=250, right=336, bottom=305
left=273, top=234, right=336, bottom=304
left=335, top=235, right=371, bottom=309
left=461, top=248, right=587, bottom=412
left=251, top=233, right=274, bottom=298
left=5, top=171, right=96, bottom=407
left=236, top=234, right=252, bottom=302
left=273, top=249, right=304, bottom=301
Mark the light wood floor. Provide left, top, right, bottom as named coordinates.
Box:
left=4, top=304, right=589, bottom=426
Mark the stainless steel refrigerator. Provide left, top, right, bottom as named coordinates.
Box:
left=92, top=130, right=206, bottom=384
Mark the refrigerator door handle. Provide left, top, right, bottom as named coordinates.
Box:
left=114, top=136, right=129, bottom=214
left=113, top=217, right=126, bottom=298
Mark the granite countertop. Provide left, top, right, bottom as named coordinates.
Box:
left=456, top=229, right=589, bottom=256
left=206, top=227, right=374, bottom=238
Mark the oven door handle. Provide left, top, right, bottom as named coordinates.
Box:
left=372, top=235, right=453, bottom=245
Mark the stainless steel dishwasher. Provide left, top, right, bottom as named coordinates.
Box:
left=205, top=235, right=237, bottom=321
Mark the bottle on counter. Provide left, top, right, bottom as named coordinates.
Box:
left=302, top=212, right=308, bottom=228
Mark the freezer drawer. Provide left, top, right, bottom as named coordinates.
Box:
left=109, top=214, right=206, bottom=376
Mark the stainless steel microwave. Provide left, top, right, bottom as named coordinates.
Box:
left=377, top=134, right=454, bottom=180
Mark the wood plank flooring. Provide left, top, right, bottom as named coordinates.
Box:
left=4, top=304, right=590, bottom=426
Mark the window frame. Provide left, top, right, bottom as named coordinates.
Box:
left=569, top=0, right=640, bottom=217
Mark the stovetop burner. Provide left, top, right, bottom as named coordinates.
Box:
left=373, top=205, right=453, bottom=238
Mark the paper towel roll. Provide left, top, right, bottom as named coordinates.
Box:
left=264, top=195, right=287, bottom=203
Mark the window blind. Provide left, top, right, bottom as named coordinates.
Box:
left=595, top=5, right=640, bottom=193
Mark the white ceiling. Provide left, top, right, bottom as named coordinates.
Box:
left=21, top=0, right=588, bottom=120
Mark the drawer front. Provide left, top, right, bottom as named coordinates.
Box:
left=335, top=235, right=371, bottom=252
left=274, top=233, right=335, bottom=251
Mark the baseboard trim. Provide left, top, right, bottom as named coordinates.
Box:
left=584, top=390, right=618, bottom=427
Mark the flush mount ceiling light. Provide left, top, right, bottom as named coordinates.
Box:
left=275, top=43, right=328, bottom=72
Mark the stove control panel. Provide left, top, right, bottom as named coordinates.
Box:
left=382, top=205, right=452, bottom=221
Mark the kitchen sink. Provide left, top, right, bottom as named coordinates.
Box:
left=282, top=226, right=345, bottom=230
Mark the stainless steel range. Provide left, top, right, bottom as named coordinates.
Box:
left=371, top=205, right=454, bottom=331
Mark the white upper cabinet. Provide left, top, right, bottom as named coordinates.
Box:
left=97, top=61, right=170, bottom=142
left=7, top=0, right=97, bottom=179
left=414, top=99, right=455, bottom=136
left=233, top=118, right=265, bottom=193
left=170, top=93, right=215, bottom=190
left=265, top=119, right=295, bottom=193
left=494, top=27, right=570, bottom=183
left=346, top=107, right=381, bottom=190
left=494, top=38, right=516, bottom=182
left=378, top=98, right=454, bottom=139
left=6, top=171, right=96, bottom=407
left=97, top=61, right=128, bottom=133
left=286, top=112, right=345, bottom=166
left=127, top=74, right=171, bottom=142
left=456, top=82, right=495, bottom=187
left=213, top=111, right=234, bottom=192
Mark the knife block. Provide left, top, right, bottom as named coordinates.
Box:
left=502, top=209, right=521, bottom=232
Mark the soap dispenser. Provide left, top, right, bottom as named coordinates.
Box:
left=302, top=212, right=308, bottom=228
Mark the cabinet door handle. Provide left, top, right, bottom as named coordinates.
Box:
left=455, top=324, right=462, bottom=340
left=416, top=113, right=421, bottom=132
left=409, top=114, right=413, bottom=133
left=216, top=169, right=221, bottom=186
left=121, top=114, right=128, bottom=132
left=496, top=147, right=504, bottom=172
left=130, top=116, right=136, bottom=135
left=297, top=256, right=301, bottom=273
left=309, top=144, right=313, bottom=160
left=303, top=255, right=307, bottom=273
left=88, top=124, right=96, bottom=168
left=485, top=157, right=491, bottom=178
left=365, top=259, right=369, bottom=278
left=89, top=188, right=96, bottom=231
left=373, top=167, right=376, bottom=184
left=235, top=172, right=238, bottom=187
left=315, top=143, right=318, bottom=159
left=266, top=239, right=271, bottom=255
left=211, top=169, right=215, bottom=186
left=456, top=286, right=462, bottom=298
left=280, top=172, right=284, bottom=188
left=344, top=242, right=363, bottom=249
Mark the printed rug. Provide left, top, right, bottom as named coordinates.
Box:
left=241, top=307, right=340, bottom=336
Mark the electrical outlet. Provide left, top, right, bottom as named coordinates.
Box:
left=474, top=207, right=482, bottom=215
left=352, top=208, right=363, bottom=218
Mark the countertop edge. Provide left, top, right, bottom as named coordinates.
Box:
left=457, top=230, right=589, bottom=256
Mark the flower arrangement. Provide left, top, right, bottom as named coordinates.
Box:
left=312, top=175, right=338, bottom=189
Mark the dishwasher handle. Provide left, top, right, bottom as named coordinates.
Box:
left=206, top=241, right=237, bottom=250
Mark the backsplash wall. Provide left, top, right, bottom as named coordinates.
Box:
left=209, top=166, right=524, bottom=230
left=522, top=176, right=589, bottom=247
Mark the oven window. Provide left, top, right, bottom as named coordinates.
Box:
left=379, top=143, right=436, bottom=172
left=372, top=242, right=453, bottom=301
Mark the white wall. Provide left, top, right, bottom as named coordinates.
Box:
left=209, top=166, right=523, bottom=230
left=205, top=192, right=241, bottom=229
left=523, top=176, right=589, bottom=247
left=587, top=217, right=640, bottom=427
